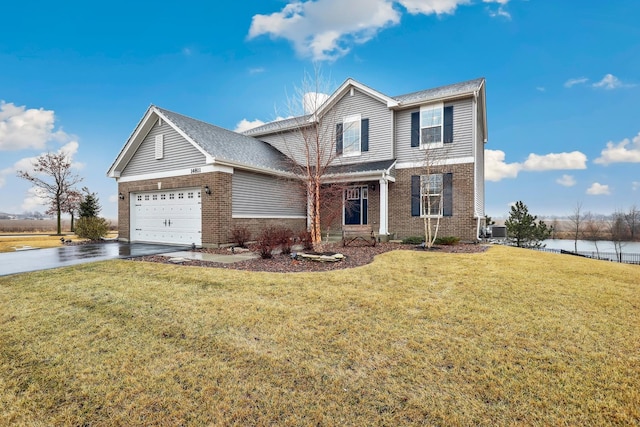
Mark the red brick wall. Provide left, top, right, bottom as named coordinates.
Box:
left=118, top=172, right=306, bottom=247
left=388, top=163, right=478, bottom=241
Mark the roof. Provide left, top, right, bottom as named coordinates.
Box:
left=324, top=159, right=397, bottom=181
left=243, top=77, right=485, bottom=137
left=242, top=114, right=313, bottom=137
left=392, top=77, right=485, bottom=106
left=155, top=107, right=291, bottom=172
left=107, top=106, right=294, bottom=177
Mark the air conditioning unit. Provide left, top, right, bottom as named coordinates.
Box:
left=490, top=226, right=507, bottom=238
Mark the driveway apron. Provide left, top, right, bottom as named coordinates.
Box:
left=0, top=242, right=184, bottom=276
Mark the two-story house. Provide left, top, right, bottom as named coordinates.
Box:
left=107, top=77, right=487, bottom=247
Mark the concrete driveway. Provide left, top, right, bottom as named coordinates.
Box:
left=0, top=242, right=185, bottom=276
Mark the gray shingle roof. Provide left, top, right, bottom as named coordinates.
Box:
left=392, top=78, right=485, bottom=105
left=241, top=78, right=484, bottom=137
left=242, top=114, right=313, bottom=137
left=156, top=107, right=291, bottom=172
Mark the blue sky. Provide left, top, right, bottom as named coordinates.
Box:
left=1, top=0, right=638, bottom=220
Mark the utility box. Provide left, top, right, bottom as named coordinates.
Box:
left=490, top=226, right=507, bottom=238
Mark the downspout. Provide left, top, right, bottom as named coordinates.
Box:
left=473, top=90, right=481, bottom=242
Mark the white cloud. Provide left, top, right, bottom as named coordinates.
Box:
left=633, top=182, right=640, bottom=191
left=483, top=0, right=511, bottom=19
left=564, top=77, right=589, bottom=88
left=248, top=0, right=400, bottom=61
left=536, top=86, right=546, bottom=92
left=485, top=149, right=521, bottom=181
left=522, top=151, right=587, bottom=171
left=234, top=119, right=267, bottom=133
left=592, top=73, right=623, bottom=89
left=108, top=194, right=119, bottom=203
left=556, top=174, right=576, bottom=187
left=486, top=150, right=588, bottom=182
left=586, top=182, right=610, bottom=196
left=21, top=186, right=48, bottom=212
left=594, top=132, right=640, bottom=165
left=0, top=101, right=69, bottom=151
left=248, top=0, right=510, bottom=61
left=249, top=67, right=266, bottom=74
left=400, top=0, right=470, bottom=15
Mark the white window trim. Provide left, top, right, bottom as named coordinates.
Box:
left=342, top=114, right=362, bottom=157
left=420, top=103, right=444, bottom=150
left=420, top=174, right=443, bottom=218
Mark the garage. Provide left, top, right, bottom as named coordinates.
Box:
left=130, top=188, right=202, bottom=246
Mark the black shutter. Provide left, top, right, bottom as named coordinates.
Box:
left=361, top=118, right=369, bottom=152
left=443, top=173, right=453, bottom=217
left=443, top=106, right=453, bottom=144
left=336, top=123, right=343, bottom=154
left=411, top=175, right=421, bottom=216
left=411, top=112, right=420, bottom=147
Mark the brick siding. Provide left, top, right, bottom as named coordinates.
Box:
left=389, top=163, right=478, bottom=241
left=118, top=172, right=306, bottom=247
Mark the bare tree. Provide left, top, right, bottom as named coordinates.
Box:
left=567, top=201, right=584, bottom=252
left=420, top=149, right=449, bottom=248
left=47, top=188, right=82, bottom=232
left=582, top=212, right=604, bottom=257
left=608, top=211, right=629, bottom=262
left=270, top=68, right=350, bottom=249
left=623, top=204, right=639, bottom=240
left=17, top=152, right=83, bottom=235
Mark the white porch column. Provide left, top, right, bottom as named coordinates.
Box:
left=378, top=178, right=389, bottom=236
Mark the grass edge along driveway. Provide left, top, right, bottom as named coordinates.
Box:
left=0, top=245, right=638, bottom=426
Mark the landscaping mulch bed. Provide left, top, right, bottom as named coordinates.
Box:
left=132, top=242, right=488, bottom=273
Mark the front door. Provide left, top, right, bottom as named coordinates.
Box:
left=344, top=186, right=368, bottom=225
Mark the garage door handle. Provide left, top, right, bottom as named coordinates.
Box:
left=168, top=219, right=172, bottom=227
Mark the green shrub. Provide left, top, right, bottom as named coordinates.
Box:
left=75, top=217, right=109, bottom=240
left=402, top=236, right=424, bottom=245
left=434, top=236, right=460, bottom=246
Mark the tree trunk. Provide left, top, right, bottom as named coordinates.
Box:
left=56, top=200, right=62, bottom=235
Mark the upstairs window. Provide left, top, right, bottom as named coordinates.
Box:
left=342, top=114, right=361, bottom=156
left=420, top=104, right=443, bottom=148
left=411, top=105, right=453, bottom=148
left=336, top=116, right=369, bottom=156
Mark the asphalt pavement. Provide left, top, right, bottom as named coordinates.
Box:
left=0, top=242, right=185, bottom=276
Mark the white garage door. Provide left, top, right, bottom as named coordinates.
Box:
left=130, top=188, right=202, bottom=246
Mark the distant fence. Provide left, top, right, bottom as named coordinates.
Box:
left=535, top=247, right=640, bottom=265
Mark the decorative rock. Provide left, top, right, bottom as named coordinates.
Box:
left=168, top=257, right=187, bottom=264
left=295, top=252, right=345, bottom=262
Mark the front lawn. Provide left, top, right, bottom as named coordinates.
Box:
left=0, top=246, right=638, bottom=425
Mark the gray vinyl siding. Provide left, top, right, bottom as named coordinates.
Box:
left=322, top=88, right=394, bottom=166
left=258, top=129, right=308, bottom=166
left=395, top=97, right=474, bottom=163
left=122, top=121, right=206, bottom=177
left=232, top=171, right=306, bottom=217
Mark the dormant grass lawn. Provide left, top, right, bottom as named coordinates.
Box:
left=0, top=245, right=638, bottom=426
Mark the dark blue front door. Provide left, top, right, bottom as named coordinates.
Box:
left=344, top=187, right=368, bottom=225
